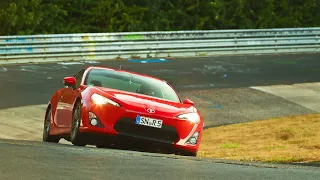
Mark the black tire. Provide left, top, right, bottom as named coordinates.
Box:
left=43, top=107, right=60, bottom=143
left=70, top=102, right=87, bottom=146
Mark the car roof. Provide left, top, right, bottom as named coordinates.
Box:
left=85, top=66, right=166, bottom=82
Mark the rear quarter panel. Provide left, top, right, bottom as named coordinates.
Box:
left=48, top=88, right=64, bottom=124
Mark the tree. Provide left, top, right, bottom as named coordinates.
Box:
left=0, top=0, right=319, bottom=35
left=0, top=0, right=43, bottom=35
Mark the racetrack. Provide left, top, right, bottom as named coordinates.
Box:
left=1, top=138, right=320, bottom=180
left=0, top=53, right=320, bottom=179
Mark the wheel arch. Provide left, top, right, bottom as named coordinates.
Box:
left=72, top=97, right=83, bottom=115
left=74, top=97, right=82, bottom=108
left=48, top=89, right=63, bottom=123
left=45, top=103, right=52, bottom=121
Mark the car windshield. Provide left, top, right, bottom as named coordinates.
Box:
left=85, top=68, right=181, bottom=102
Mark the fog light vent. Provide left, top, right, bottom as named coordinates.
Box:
left=189, top=137, right=197, bottom=145
left=90, top=119, right=98, bottom=126
left=88, top=112, right=104, bottom=128
left=186, top=132, right=200, bottom=145
left=89, top=112, right=97, bottom=119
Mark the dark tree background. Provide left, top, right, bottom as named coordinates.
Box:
left=0, top=0, right=319, bottom=35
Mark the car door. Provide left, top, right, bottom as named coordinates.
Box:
left=56, top=69, right=85, bottom=128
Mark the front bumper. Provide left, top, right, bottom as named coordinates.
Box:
left=79, top=99, right=203, bottom=153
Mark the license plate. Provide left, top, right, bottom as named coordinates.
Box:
left=135, top=115, right=163, bottom=128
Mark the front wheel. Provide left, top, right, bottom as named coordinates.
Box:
left=43, top=107, right=60, bottom=143
left=70, top=102, right=87, bottom=146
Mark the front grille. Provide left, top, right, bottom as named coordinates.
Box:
left=114, top=117, right=179, bottom=144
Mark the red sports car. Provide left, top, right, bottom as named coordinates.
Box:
left=43, top=66, right=204, bottom=156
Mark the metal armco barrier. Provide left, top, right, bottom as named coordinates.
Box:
left=0, top=27, right=319, bottom=63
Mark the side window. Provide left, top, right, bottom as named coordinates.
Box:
left=74, top=69, right=85, bottom=88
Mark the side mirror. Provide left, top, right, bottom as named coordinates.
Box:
left=63, top=77, right=76, bottom=87
left=183, top=99, right=194, bottom=105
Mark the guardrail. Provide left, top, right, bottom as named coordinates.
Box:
left=0, top=27, right=319, bottom=63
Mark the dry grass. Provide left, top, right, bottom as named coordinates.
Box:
left=198, top=114, right=320, bottom=163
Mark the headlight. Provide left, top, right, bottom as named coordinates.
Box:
left=91, top=94, right=120, bottom=106
left=177, top=112, right=200, bottom=124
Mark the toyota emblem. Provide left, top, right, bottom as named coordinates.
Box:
left=147, top=108, right=155, bottom=113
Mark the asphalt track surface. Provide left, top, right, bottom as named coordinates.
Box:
left=1, top=139, right=320, bottom=180
left=1, top=53, right=320, bottom=109
left=1, top=53, right=320, bottom=180
left=0, top=53, right=319, bottom=127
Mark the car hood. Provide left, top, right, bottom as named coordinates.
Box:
left=96, top=87, right=195, bottom=116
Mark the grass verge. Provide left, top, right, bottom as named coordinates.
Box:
left=198, top=114, right=320, bottom=163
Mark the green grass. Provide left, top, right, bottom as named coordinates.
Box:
left=220, top=143, right=240, bottom=149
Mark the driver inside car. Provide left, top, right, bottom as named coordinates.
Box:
left=138, top=84, right=157, bottom=96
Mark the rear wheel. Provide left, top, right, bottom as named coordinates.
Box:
left=70, top=102, right=87, bottom=146
left=43, top=107, right=60, bottom=143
